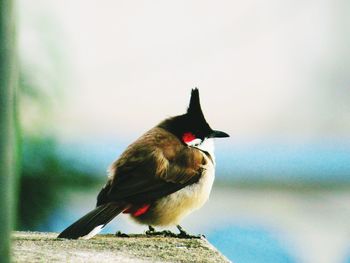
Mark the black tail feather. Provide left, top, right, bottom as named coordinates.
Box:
left=57, top=202, right=125, bottom=239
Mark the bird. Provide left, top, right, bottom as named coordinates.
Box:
left=58, top=88, right=229, bottom=239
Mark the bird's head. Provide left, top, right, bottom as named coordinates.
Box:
left=159, top=88, right=229, bottom=148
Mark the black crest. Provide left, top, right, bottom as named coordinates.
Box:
left=187, top=88, right=205, bottom=120
left=187, top=88, right=210, bottom=129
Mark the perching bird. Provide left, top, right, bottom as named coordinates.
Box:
left=58, top=88, right=229, bottom=239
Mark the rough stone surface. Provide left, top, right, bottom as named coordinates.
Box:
left=12, top=231, right=230, bottom=263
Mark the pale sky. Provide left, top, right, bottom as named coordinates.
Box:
left=19, top=0, right=350, bottom=142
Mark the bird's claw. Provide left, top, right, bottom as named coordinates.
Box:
left=176, top=225, right=205, bottom=239
left=146, top=225, right=205, bottom=239
left=115, top=231, right=129, bottom=237
left=177, top=231, right=204, bottom=239
left=145, top=226, right=175, bottom=237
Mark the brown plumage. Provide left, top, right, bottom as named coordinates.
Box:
left=98, top=127, right=207, bottom=204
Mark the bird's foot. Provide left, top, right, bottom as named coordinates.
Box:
left=145, top=226, right=178, bottom=237
left=176, top=225, right=205, bottom=239
left=115, top=231, right=129, bottom=237
left=145, top=225, right=204, bottom=239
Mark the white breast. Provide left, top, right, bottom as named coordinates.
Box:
left=144, top=152, right=215, bottom=226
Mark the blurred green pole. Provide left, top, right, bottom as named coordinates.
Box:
left=0, top=0, right=17, bottom=262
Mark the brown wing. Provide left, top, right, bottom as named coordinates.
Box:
left=97, top=127, right=207, bottom=205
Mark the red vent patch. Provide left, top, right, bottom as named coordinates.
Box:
left=123, top=204, right=150, bottom=217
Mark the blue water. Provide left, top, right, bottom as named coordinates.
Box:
left=207, top=225, right=296, bottom=263
left=344, top=254, right=350, bottom=263
left=219, top=141, right=350, bottom=181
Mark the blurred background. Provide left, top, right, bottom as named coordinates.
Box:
left=17, top=0, right=350, bottom=263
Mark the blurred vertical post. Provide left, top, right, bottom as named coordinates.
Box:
left=0, top=0, right=17, bottom=262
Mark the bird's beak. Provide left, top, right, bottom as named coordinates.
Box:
left=209, top=130, right=230, bottom=138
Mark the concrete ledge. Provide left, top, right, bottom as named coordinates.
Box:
left=12, top=231, right=230, bottom=262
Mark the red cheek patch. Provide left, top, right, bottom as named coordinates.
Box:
left=182, top=132, right=196, bottom=143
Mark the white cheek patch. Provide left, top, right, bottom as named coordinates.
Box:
left=186, top=138, right=202, bottom=147
left=195, top=138, right=215, bottom=163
